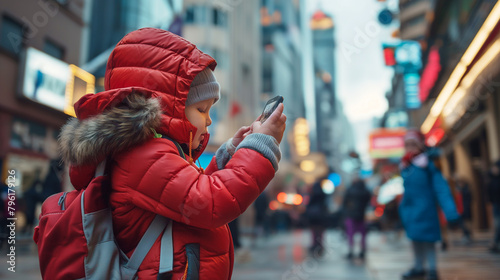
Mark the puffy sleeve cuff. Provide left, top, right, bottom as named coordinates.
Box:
left=236, top=133, right=281, bottom=171
left=215, top=139, right=236, bottom=170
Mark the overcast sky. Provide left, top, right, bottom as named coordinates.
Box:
left=309, top=0, right=400, bottom=165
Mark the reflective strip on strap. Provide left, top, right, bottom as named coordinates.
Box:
left=159, top=219, right=173, bottom=273
left=122, top=215, right=171, bottom=280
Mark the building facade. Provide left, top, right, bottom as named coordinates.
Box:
left=0, top=0, right=90, bottom=230
left=415, top=0, right=500, bottom=230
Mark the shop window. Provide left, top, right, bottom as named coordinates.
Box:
left=0, top=15, right=25, bottom=56
left=43, top=38, right=65, bottom=60
left=184, top=5, right=207, bottom=25
left=185, top=6, right=195, bottom=23
left=212, top=8, right=228, bottom=27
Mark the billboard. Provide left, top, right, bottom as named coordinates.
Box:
left=19, top=47, right=95, bottom=116
left=369, top=129, right=406, bottom=159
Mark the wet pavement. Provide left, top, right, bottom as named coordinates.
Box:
left=232, top=229, right=500, bottom=280
left=1, top=230, right=500, bottom=279
left=233, top=230, right=372, bottom=280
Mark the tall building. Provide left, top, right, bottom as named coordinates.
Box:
left=0, top=0, right=90, bottom=228
left=260, top=0, right=304, bottom=160
left=309, top=9, right=356, bottom=183
left=310, top=10, right=336, bottom=156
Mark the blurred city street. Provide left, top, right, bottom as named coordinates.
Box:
left=3, top=0, right=500, bottom=279
left=2, top=229, right=500, bottom=280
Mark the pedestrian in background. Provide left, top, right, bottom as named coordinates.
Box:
left=23, top=168, right=44, bottom=234
left=399, top=129, right=460, bottom=280
left=305, top=177, right=328, bottom=256
left=455, top=177, right=473, bottom=243
left=24, top=160, right=63, bottom=234
left=487, top=160, right=500, bottom=253
left=439, top=176, right=472, bottom=251
left=254, top=191, right=270, bottom=239
left=58, top=28, right=286, bottom=279
left=342, top=177, right=371, bottom=260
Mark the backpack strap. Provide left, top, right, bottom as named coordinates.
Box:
left=121, top=215, right=172, bottom=280
left=159, top=218, right=174, bottom=274
left=94, top=158, right=174, bottom=279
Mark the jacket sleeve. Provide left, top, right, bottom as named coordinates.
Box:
left=429, top=162, right=460, bottom=222
left=116, top=138, right=277, bottom=229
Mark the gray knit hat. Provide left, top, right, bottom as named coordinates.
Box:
left=186, top=67, right=220, bottom=106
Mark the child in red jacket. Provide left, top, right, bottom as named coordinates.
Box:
left=59, top=28, right=286, bottom=280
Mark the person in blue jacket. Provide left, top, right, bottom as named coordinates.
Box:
left=399, top=129, right=460, bottom=280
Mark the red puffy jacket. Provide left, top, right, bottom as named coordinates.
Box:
left=60, top=28, right=276, bottom=279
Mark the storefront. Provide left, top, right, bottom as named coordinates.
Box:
left=0, top=47, right=94, bottom=232
left=420, top=2, right=500, bottom=230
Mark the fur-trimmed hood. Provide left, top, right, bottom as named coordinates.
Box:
left=59, top=93, right=162, bottom=166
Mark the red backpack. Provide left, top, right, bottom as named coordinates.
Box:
left=33, top=161, right=173, bottom=280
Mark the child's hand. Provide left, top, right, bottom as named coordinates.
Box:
left=251, top=103, right=286, bottom=143
left=232, top=126, right=252, bottom=147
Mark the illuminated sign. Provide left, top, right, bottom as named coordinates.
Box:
left=382, top=44, right=397, bottom=66
left=64, top=65, right=96, bottom=116
left=419, top=47, right=441, bottom=102
left=293, top=118, right=310, bottom=157
left=404, top=73, right=421, bottom=109
left=426, top=128, right=445, bottom=147
left=19, top=47, right=95, bottom=116
left=385, top=110, right=409, bottom=128
left=369, top=129, right=406, bottom=159
left=395, top=41, right=422, bottom=70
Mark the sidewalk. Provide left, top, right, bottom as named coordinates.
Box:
left=233, top=229, right=500, bottom=280
left=368, top=230, right=500, bottom=280
left=0, top=234, right=41, bottom=280
left=1, top=230, right=499, bottom=279
left=233, top=229, right=372, bottom=280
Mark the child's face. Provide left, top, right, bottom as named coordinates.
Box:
left=185, top=98, right=215, bottom=149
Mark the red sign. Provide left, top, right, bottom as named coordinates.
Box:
left=369, top=129, right=406, bottom=159
left=424, top=117, right=445, bottom=147
left=383, top=46, right=396, bottom=66
left=419, top=46, right=441, bottom=102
